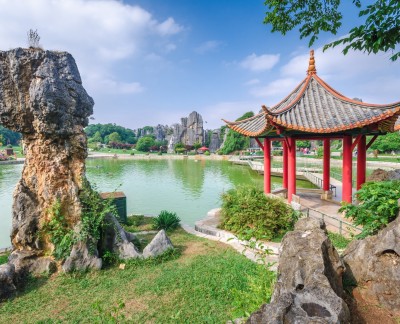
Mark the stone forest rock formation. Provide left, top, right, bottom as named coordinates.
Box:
left=247, top=217, right=350, bottom=323
left=167, top=111, right=204, bottom=152
left=0, top=48, right=174, bottom=295
left=0, top=48, right=94, bottom=274
left=342, top=212, right=400, bottom=314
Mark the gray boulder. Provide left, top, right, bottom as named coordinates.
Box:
left=143, top=230, right=174, bottom=258
left=99, top=214, right=141, bottom=260
left=8, top=250, right=57, bottom=275
left=342, top=214, right=400, bottom=312
left=62, top=241, right=102, bottom=272
left=247, top=218, right=350, bottom=323
left=0, top=263, right=16, bottom=300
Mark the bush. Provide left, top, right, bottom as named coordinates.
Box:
left=339, top=180, right=400, bottom=238
left=204, top=151, right=210, bottom=156
left=220, top=186, right=299, bottom=240
left=153, top=210, right=181, bottom=231
left=328, top=232, right=352, bottom=249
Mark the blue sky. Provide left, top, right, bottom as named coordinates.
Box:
left=0, top=0, right=398, bottom=130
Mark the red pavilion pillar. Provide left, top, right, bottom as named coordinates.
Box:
left=342, top=135, right=353, bottom=203
left=357, top=135, right=366, bottom=190
left=287, top=137, right=296, bottom=203
left=264, top=138, right=271, bottom=194
left=282, top=140, right=288, bottom=190
left=323, top=139, right=331, bottom=195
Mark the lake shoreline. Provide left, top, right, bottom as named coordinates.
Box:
left=0, top=153, right=230, bottom=165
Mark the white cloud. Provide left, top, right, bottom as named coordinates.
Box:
left=240, top=53, right=280, bottom=72
left=195, top=40, right=222, bottom=54
left=165, top=43, right=177, bottom=53
left=250, top=78, right=298, bottom=101
left=155, top=17, right=183, bottom=36
left=247, top=45, right=400, bottom=106
left=0, top=0, right=183, bottom=95
left=244, top=79, right=260, bottom=86
left=280, top=46, right=400, bottom=103
left=199, top=101, right=262, bottom=129
left=86, top=74, right=145, bottom=95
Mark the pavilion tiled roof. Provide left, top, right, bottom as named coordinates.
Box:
left=224, top=51, right=400, bottom=137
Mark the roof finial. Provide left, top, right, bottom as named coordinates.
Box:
left=307, top=49, right=317, bottom=75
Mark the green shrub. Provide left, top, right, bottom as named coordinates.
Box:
left=41, top=179, right=118, bottom=260
left=220, top=186, right=299, bottom=240
left=153, top=210, right=181, bottom=231
left=316, top=146, right=323, bottom=158
left=79, top=180, right=118, bottom=252
left=41, top=199, right=75, bottom=260
left=204, top=151, right=210, bottom=156
left=328, top=232, right=352, bottom=249
left=0, top=253, right=9, bottom=265
left=339, top=180, right=400, bottom=238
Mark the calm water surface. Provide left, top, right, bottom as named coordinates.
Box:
left=0, top=158, right=315, bottom=248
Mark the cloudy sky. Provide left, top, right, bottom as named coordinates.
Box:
left=0, top=0, right=399, bottom=130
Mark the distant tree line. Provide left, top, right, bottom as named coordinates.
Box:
left=85, top=123, right=136, bottom=144
left=219, top=111, right=254, bottom=155
left=0, top=126, right=21, bottom=146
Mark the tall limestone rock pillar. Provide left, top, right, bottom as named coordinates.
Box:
left=0, top=48, right=93, bottom=272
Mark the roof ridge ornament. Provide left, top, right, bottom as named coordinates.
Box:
left=307, top=50, right=317, bottom=75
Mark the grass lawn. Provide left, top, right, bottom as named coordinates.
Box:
left=0, top=228, right=275, bottom=323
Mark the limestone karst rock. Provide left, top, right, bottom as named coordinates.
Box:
left=0, top=48, right=93, bottom=271
left=0, top=263, right=17, bottom=300
left=143, top=229, right=174, bottom=258
left=209, top=129, right=221, bottom=153
left=342, top=214, right=400, bottom=313
left=166, top=111, right=204, bottom=152
left=247, top=218, right=350, bottom=323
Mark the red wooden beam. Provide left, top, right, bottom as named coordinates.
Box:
left=282, top=140, right=288, bottom=189
left=284, top=137, right=291, bottom=151
left=323, top=139, right=330, bottom=191
left=264, top=138, right=271, bottom=194
left=351, top=135, right=362, bottom=151
left=287, top=137, right=296, bottom=203
left=342, top=135, right=353, bottom=203
left=357, top=135, right=366, bottom=190
left=255, top=138, right=264, bottom=151
left=366, top=135, right=378, bottom=150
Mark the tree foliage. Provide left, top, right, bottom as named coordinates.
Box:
left=136, top=136, right=156, bottom=152
left=340, top=180, right=400, bottom=238
left=0, top=125, right=21, bottom=146
left=91, top=131, right=103, bottom=143
left=264, top=0, right=400, bottom=61
left=85, top=123, right=136, bottom=144
left=370, top=132, right=400, bottom=152
left=219, top=111, right=254, bottom=155
left=108, top=132, right=122, bottom=143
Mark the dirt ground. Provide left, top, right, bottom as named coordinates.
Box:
left=345, top=289, right=400, bottom=323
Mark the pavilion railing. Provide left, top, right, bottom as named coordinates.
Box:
left=301, top=206, right=361, bottom=237
left=302, top=170, right=337, bottom=196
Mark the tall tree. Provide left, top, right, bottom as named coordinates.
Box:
left=108, top=132, right=122, bottom=143
left=264, top=0, right=400, bottom=61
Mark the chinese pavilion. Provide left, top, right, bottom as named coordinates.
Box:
left=223, top=50, right=400, bottom=203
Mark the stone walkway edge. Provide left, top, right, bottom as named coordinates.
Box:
left=182, top=208, right=280, bottom=271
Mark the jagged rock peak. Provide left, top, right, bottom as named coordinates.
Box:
left=0, top=48, right=93, bottom=274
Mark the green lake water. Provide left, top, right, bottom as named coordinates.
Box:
left=0, top=158, right=316, bottom=248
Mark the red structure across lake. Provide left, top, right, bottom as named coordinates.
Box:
left=223, top=51, right=400, bottom=203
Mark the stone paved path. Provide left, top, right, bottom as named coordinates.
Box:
left=182, top=208, right=280, bottom=271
